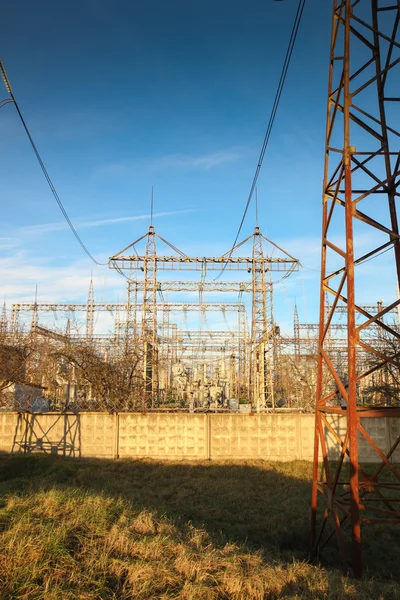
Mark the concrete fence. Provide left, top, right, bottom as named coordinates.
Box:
left=0, top=411, right=398, bottom=462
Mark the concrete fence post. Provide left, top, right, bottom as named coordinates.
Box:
left=113, top=413, right=119, bottom=460
left=206, top=414, right=211, bottom=460
left=298, top=414, right=302, bottom=460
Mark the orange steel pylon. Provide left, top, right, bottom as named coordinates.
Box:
left=312, top=0, right=400, bottom=577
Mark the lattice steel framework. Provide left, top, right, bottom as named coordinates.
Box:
left=31, top=302, right=38, bottom=333
left=12, top=301, right=247, bottom=314
left=238, top=302, right=249, bottom=398
left=160, top=302, right=170, bottom=397
left=252, top=227, right=274, bottom=409
left=85, top=278, right=94, bottom=340
left=142, top=226, right=158, bottom=407
left=129, top=280, right=253, bottom=293
left=312, top=0, right=400, bottom=576
left=0, top=302, right=7, bottom=334
left=125, top=278, right=138, bottom=348
left=294, top=303, right=300, bottom=361
left=110, top=225, right=298, bottom=408
left=171, top=323, right=178, bottom=367
left=110, top=230, right=298, bottom=272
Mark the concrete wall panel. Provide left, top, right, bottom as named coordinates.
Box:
left=299, top=414, right=315, bottom=460
left=388, top=417, right=400, bottom=463
left=79, top=413, right=116, bottom=459
left=210, top=414, right=301, bottom=460
left=0, top=412, right=18, bottom=453
left=10, top=413, right=81, bottom=457
left=322, top=415, right=348, bottom=461
left=358, top=417, right=390, bottom=463
left=118, top=413, right=207, bottom=459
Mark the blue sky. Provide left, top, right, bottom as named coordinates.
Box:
left=1, top=0, right=391, bottom=337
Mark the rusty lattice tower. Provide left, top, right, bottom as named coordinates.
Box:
left=312, top=0, right=400, bottom=576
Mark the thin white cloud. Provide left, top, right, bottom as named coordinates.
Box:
left=0, top=256, right=121, bottom=304
left=155, top=151, right=240, bottom=170
left=19, top=209, right=193, bottom=236
left=0, top=237, right=18, bottom=250
left=97, top=149, right=241, bottom=177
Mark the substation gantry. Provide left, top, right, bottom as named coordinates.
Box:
left=291, top=299, right=399, bottom=358
left=8, top=227, right=298, bottom=410
left=109, top=224, right=298, bottom=409
left=10, top=295, right=250, bottom=400
left=11, top=299, right=248, bottom=345
left=311, top=0, right=400, bottom=576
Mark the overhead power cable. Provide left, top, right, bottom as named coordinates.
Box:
left=214, top=0, right=306, bottom=280
left=0, top=59, right=107, bottom=266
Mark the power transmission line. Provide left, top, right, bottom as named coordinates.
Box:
left=214, top=0, right=306, bottom=280
left=0, top=59, right=107, bottom=266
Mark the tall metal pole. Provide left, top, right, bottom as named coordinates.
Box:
left=126, top=279, right=138, bottom=353
left=161, top=304, right=170, bottom=401
left=142, top=226, right=158, bottom=408
left=252, top=227, right=265, bottom=410
left=0, top=302, right=7, bottom=335
left=238, top=305, right=246, bottom=399
left=31, top=286, right=39, bottom=334
left=251, top=227, right=274, bottom=410
left=266, top=271, right=275, bottom=409
left=85, top=278, right=94, bottom=341
left=312, top=0, right=400, bottom=576
left=294, top=303, right=300, bottom=361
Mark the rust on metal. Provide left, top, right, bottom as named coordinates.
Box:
left=312, top=0, right=400, bottom=577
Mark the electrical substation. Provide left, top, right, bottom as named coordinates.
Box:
left=1, top=0, right=400, bottom=580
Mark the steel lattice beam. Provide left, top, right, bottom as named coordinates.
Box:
left=129, top=280, right=253, bottom=293
left=109, top=228, right=299, bottom=273
left=11, top=302, right=247, bottom=313
left=110, top=255, right=297, bottom=272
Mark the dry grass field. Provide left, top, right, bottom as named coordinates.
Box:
left=0, top=455, right=399, bottom=599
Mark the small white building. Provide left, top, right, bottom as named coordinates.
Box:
left=0, top=382, right=49, bottom=412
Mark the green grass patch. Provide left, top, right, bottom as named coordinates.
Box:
left=0, top=454, right=399, bottom=599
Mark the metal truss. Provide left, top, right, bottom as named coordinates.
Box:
left=252, top=227, right=275, bottom=409
left=294, top=304, right=300, bottom=361
left=11, top=301, right=247, bottom=316
left=141, top=226, right=158, bottom=406
left=336, top=303, right=398, bottom=316
left=172, top=330, right=244, bottom=341
left=174, top=343, right=240, bottom=353
left=11, top=303, right=127, bottom=313
left=128, top=280, right=253, bottom=293
left=85, top=278, right=94, bottom=340
left=109, top=227, right=299, bottom=272
left=110, top=255, right=296, bottom=272
left=312, top=0, right=400, bottom=576
left=301, top=323, right=348, bottom=331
